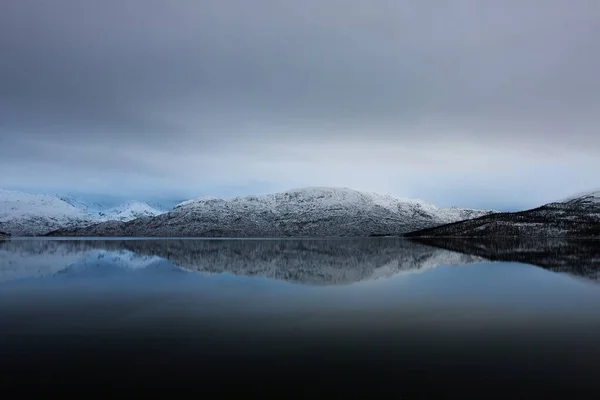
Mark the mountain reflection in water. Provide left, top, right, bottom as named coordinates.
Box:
left=410, top=237, right=600, bottom=282
left=1, top=238, right=600, bottom=396
left=1, top=238, right=486, bottom=284
left=2, top=237, right=599, bottom=284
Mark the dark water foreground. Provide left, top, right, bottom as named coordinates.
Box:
left=1, top=238, right=600, bottom=397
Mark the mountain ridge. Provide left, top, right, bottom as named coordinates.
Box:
left=0, top=189, right=95, bottom=236
left=93, top=201, right=164, bottom=222
left=405, top=191, right=600, bottom=238
left=47, top=187, right=495, bottom=237
left=0, top=189, right=165, bottom=236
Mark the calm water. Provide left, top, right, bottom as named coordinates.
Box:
left=1, top=238, right=600, bottom=396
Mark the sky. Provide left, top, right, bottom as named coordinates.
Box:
left=1, top=0, right=599, bottom=211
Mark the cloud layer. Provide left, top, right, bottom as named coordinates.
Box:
left=2, top=1, right=599, bottom=210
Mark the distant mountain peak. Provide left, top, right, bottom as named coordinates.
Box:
left=95, top=201, right=164, bottom=222
left=405, top=188, right=600, bottom=239
left=50, top=187, right=496, bottom=237
left=181, top=187, right=436, bottom=209
left=561, top=191, right=600, bottom=205
left=556, top=189, right=600, bottom=203
left=0, top=189, right=94, bottom=236
left=0, top=189, right=166, bottom=235
left=175, top=196, right=223, bottom=208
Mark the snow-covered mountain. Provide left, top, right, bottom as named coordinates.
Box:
left=406, top=189, right=600, bottom=238
left=90, top=201, right=164, bottom=222
left=558, top=191, right=600, bottom=208
left=0, top=190, right=166, bottom=236
left=58, top=195, right=107, bottom=214
left=0, top=189, right=96, bottom=236
left=59, top=195, right=165, bottom=222
left=49, top=187, right=495, bottom=237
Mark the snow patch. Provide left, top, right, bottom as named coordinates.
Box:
left=559, top=190, right=600, bottom=204
left=93, top=201, right=165, bottom=222
left=0, top=190, right=166, bottom=235
left=0, top=189, right=94, bottom=236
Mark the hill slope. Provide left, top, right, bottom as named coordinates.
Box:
left=0, top=190, right=95, bottom=236
left=1, top=190, right=166, bottom=236
left=47, top=187, right=495, bottom=237
left=405, top=191, right=600, bottom=238
left=93, top=201, right=165, bottom=222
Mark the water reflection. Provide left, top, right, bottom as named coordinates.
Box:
left=0, top=238, right=484, bottom=284
left=3, top=237, right=600, bottom=284
left=410, top=237, right=600, bottom=281
left=2, top=238, right=600, bottom=396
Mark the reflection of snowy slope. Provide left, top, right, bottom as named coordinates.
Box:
left=411, top=237, right=600, bottom=282
left=366, top=251, right=484, bottom=281
left=0, top=241, right=165, bottom=283
left=0, top=241, right=83, bottom=282
left=71, top=238, right=485, bottom=285
left=53, top=250, right=168, bottom=279
left=2, top=238, right=597, bottom=286
left=0, top=239, right=484, bottom=285
left=69, top=250, right=165, bottom=270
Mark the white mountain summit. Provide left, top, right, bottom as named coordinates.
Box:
left=49, top=187, right=496, bottom=237
left=0, top=189, right=94, bottom=236
left=59, top=196, right=165, bottom=222
left=93, top=201, right=164, bottom=222
left=559, top=190, right=600, bottom=207
left=0, top=190, right=165, bottom=236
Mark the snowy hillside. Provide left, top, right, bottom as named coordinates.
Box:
left=50, top=187, right=495, bottom=237
left=406, top=189, right=600, bottom=239
left=60, top=196, right=165, bottom=222
left=0, top=189, right=95, bottom=236
left=58, top=195, right=106, bottom=214
left=559, top=191, right=600, bottom=207
left=0, top=190, right=166, bottom=236
left=92, top=201, right=164, bottom=222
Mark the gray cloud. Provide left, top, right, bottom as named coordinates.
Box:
left=1, top=0, right=600, bottom=209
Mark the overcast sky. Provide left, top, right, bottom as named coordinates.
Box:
left=1, top=0, right=599, bottom=210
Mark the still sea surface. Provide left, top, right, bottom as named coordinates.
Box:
left=1, top=237, right=600, bottom=396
